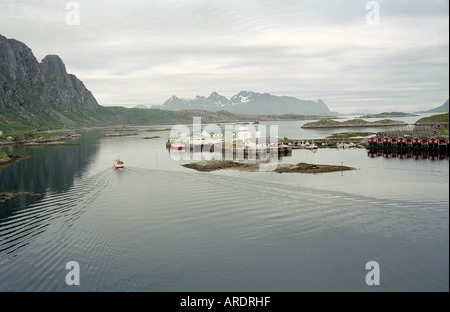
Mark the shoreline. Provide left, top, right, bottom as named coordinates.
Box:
left=143, top=136, right=160, bottom=139
left=301, top=122, right=408, bottom=129
left=38, top=125, right=129, bottom=134
left=0, top=136, right=79, bottom=147
left=103, top=132, right=138, bottom=137
left=0, top=154, right=29, bottom=168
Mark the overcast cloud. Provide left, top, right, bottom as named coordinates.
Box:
left=0, top=0, right=448, bottom=112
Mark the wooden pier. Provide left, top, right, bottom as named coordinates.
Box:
left=166, top=135, right=449, bottom=154
left=167, top=142, right=292, bottom=156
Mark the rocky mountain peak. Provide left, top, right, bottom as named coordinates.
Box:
left=41, top=55, right=67, bottom=77
left=0, top=35, right=41, bottom=86
left=207, top=91, right=229, bottom=106
left=162, top=91, right=334, bottom=115
left=0, top=34, right=99, bottom=115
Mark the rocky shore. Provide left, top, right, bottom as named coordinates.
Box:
left=143, top=136, right=160, bottom=139
left=103, top=132, right=138, bottom=137
left=0, top=136, right=79, bottom=146
left=147, top=128, right=172, bottom=132
left=182, top=160, right=355, bottom=173
left=0, top=154, right=29, bottom=168
left=273, top=162, right=355, bottom=173
left=0, top=192, right=43, bottom=203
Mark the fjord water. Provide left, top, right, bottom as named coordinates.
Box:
left=0, top=118, right=448, bottom=291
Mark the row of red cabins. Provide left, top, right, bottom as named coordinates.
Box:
left=368, top=135, right=449, bottom=149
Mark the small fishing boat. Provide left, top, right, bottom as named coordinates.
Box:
left=113, top=159, right=124, bottom=169
left=171, top=142, right=186, bottom=151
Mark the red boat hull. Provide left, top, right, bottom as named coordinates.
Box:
left=171, top=145, right=185, bottom=151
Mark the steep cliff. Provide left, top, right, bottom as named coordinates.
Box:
left=0, top=34, right=103, bottom=130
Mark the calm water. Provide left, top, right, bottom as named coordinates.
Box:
left=0, top=115, right=448, bottom=292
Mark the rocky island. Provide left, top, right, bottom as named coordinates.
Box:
left=103, top=132, right=138, bottom=137
left=182, top=160, right=355, bottom=173
left=0, top=132, right=79, bottom=146
left=0, top=152, right=29, bottom=168
left=359, top=112, right=418, bottom=118
left=301, top=119, right=407, bottom=128
left=143, top=136, right=160, bottom=139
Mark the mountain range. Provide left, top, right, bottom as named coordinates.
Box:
left=0, top=34, right=338, bottom=133
left=161, top=91, right=336, bottom=116
left=3, top=34, right=449, bottom=135
left=417, top=99, right=449, bottom=113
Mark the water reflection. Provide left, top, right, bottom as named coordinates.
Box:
left=368, top=149, right=449, bottom=161
left=0, top=134, right=101, bottom=217
left=167, top=144, right=293, bottom=162
left=0, top=134, right=103, bottom=262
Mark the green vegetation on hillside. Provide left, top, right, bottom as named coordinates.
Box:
left=0, top=130, right=58, bottom=142
left=360, top=112, right=417, bottom=118
left=415, top=113, right=449, bottom=137
left=1, top=103, right=337, bottom=134
left=303, top=119, right=342, bottom=126
left=47, top=73, right=57, bottom=82
left=415, top=113, right=449, bottom=124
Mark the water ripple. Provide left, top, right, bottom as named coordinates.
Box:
left=0, top=168, right=113, bottom=262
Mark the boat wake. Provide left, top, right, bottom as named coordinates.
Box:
left=0, top=168, right=113, bottom=263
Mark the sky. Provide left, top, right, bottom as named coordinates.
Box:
left=0, top=0, right=448, bottom=113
